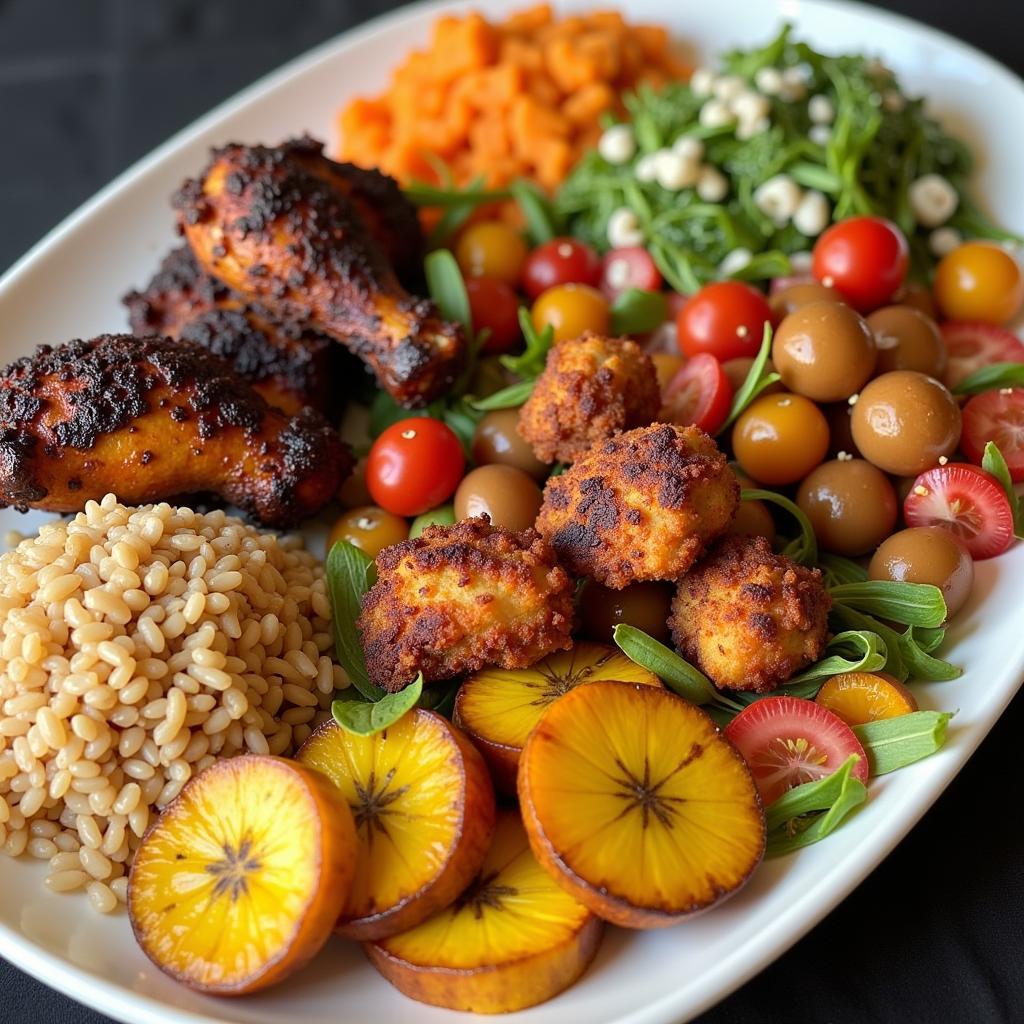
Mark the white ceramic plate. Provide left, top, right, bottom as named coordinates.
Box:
left=1, top=1, right=1022, bottom=1022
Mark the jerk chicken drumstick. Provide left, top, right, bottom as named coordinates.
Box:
left=0, top=334, right=352, bottom=528
left=175, top=139, right=465, bottom=407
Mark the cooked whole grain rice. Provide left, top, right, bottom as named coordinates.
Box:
left=0, top=495, right=348, bottom=909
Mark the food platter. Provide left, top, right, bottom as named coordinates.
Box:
left=0, top=1, right=1022, bottom=1022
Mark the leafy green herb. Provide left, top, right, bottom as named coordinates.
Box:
left=782, top=630, right=888, bottom=694
left=982, top=440, right=1024, bottom=537
left=325, top=541, right=385, bottom=702
left=425, top=249, right=472, bottom=333
left=440, top=395, right=482, bottom=456
left=817, top=552, right=868, bottom=587
left=470, top=378, right=536, bottom=411
left=852, top=711, right=954, bottom=776
left=332, top=673, right=424, bottom=736
left=509, top=179, right=562, bottom=245
left=416, top=678, right=461, bottom=718
left=741, top=488, right=818, bottom=567
left=766, top=755, right=868, bottom=856
left=500, top=308, right=555, bottom=379
left=609, top=289, right=669, bottom=336
left=410, top=505, right=455, bottom=538
left=720, top=324, right=781, bottom=431
left=951, top=362, right=1024, bottom=396
left=829, top=580, right=947, bottom=628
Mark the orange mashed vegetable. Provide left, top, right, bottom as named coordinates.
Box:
left=336, top=4, right=690, bottom=192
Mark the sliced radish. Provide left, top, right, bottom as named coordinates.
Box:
left=962, top=387, right=1024, bottom=482
left=903, top=463, right=1014, bottom=559
left=661, top=354, right=733, bottom=435
left=940, top=321, right=1024, bottom=389
left=724, top=696, right=869, bottom=805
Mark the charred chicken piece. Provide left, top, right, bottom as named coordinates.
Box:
left=174, top=141, right=464, bottom=407
left=0, top=334, right=352, bottom=528
left=123, top=246, right=337, bottom=416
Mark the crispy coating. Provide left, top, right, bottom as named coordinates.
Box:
left=174, top=139, right=465, bottom=407
left=671, top=536, right=831, bottom=693
left=123, top=246, right=338, bottom=416
left=536, top=423, right=739, bottom=588
left=517, top=333, right=660, bottom=463
left=358, top=516, right=574, bottom=691
left=0, top=334, right=352, bottom=528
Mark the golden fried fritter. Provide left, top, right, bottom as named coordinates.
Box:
left=671, top=536, right=830, bottom=693
left=0, top=334, right=352, bottom=528
left=358, top=516, right=574, bottom=691
left=517, top=333, right=659, bottom=464
left=536, top=423, right=739, bottom=588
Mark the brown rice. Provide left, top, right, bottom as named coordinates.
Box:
left=0, top=494, right=347, bottom=911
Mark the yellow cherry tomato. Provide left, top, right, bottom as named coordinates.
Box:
left=328, top=505, right=409, bottom=558
left=651, top=352, right=684, bottom=392
left=933, top=241, right=1024, bottom=325
left=732, top=393, right=830, bottom=486
left=455, top=222, right=528, bottom=285
left=531, top=284, right=610, bottom=344
left=815, top=671, right=918, bottom=726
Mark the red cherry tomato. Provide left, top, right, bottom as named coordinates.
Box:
left=812, top=216, right=909, bottom=312
left=962, top=388, right=1024, bottom=482
left=676, top=281, right=773, bottom=361
left=521, top=237, right=601, bottom=301
left=465, top=277, right=521, bottom=354
left=940, top=321, right=1024, bottom=389
left=366, top=418, right=465, bottom=517
left=661, top=354, right=733, bottom=435
left=723, top=696, right=869, bottom=805
left=599, top=247, right=663, bottom=301
left=903, top=463, right=1014, bottom=559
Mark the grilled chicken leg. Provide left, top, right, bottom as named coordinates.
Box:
left=174, top=141, right=465, bottom=407
left=0, top=334, right=352, bottom=527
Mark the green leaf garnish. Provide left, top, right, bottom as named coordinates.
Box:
left=609, top=288, right=669, bottom=336
left=721, top=324, right=780, bottom=431
left=332, top=673, right=424, bottom=736
left=782, top=630, right=888, bottom=693
left=766, top=755, right=868, bottom=856
left=829, top=580, right=947, bottom=628
left=509, top=179, right=562, bottom=246
left=410, top=505, right=455, bottom=539
left=951, top=363, right=1024, bottom=396
left=500, top=308, right=555, bottom=379
left=817, top=552, right=868, bottom=587
left=982, top=440, right=1024, bottom=537
left=425, top=248, right=472, bottom=333
left=852, top=710, right=954, bottom=776
left=470, top=378, right=536, bottom=411
left=741, top=487, right=818, bottom=567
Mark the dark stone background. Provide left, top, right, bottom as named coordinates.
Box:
left=1, top=1, right=1022, bottom=1021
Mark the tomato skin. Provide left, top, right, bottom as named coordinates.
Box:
left=723, top=696, right=869, bottom=805
left=328, top=506, right=409, bottom=559
left=940, top=321, right=1024, bottom=389
left=661, top=354, right=733, bottom=434
left=366, top=418, right=465, bottom=517
left=455, top=221, right=527, bottom=285
left=961, top=388, right=1024, bottom=482
left=903, top=463, right=1014, bottom=559
left=676, top=281, right=773, bottom=361
left=599, top=247, right=663, bottom=301
left=531, top=284, right=610, bottom=344
left=732, top=393, right=830, bottom=486
left=812, top=216, right=909, bottom=312
left=465, top=277, right=521, bottom=354
left=521, top=238, right=602, bottom=300
left=934, top=241, right=1024, bottom=325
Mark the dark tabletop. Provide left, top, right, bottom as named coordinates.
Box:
left=1, top=0, right=1023, bottom=1021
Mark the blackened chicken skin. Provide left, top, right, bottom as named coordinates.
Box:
left=123, top=246, right=337, bottom=416
left=0, top=334, right=352, bottom=528
left=174, top=141, right=464, bottom=407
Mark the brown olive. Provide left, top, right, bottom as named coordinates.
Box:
left=851, top=370, right=961, bottom=476
left=891, top=280, right=939, bottom=321
left=797, top=459, right=898, bottom=556
left=768, top=281, right=840, bottom=319
left=867, top=305, right=947, bottom=377
left=869, top=526, right=974, bottom=618
left=824, top=402, right=860, bottom=459
left=722, top=356, right=781, bottom=396
left=471, top=409, right=548, bottom=481
left=579, top=579, right=674, bottom=644
left=772, top=300, right=877, bottom=402
left=337, top=457, right=373, bottom=509
left=454, top=464, right=543, bottom=532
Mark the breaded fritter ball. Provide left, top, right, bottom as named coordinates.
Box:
left=358, top=516, right=574, bottom=691
left=670, top=536, right=831, bottom=693
left=517, top=333, right=659, bottom=464
left=536, top=423, right=739, bottom=589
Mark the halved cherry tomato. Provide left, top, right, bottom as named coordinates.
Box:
left=815, top=672, right=918, bottom=727
left=934, top=241, right=1024, bottom=325
left=465, top=277, right=521, bottom=354
left=676, top=281, right=773, bottom=361
left=521, top=238, right=601, bottom=300
left=661, top=354, right=733, bottom=434
left=599, top=247, right=662, bottom=301
left=723, top=696, right=869, bottom=805
left=366, top=418, right=465, bottom=518
left=940, top=321, right=1024, bottom=389
left=812, top=216, right=909, bottom=312
left=903, top=463, right=1014, bottom=559
left=961, top=388, right=1024, bottom=482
